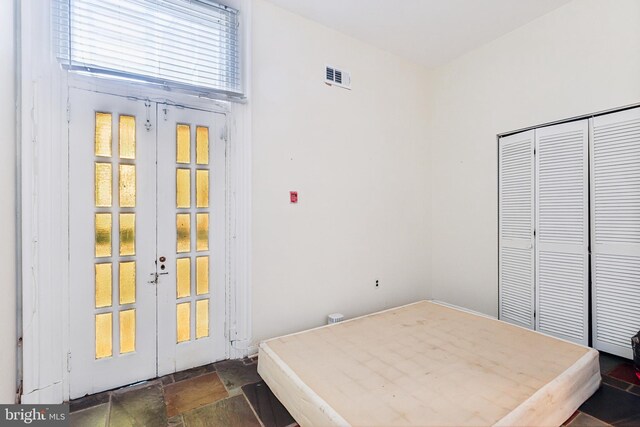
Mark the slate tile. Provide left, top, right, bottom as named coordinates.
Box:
left=215, top=359, right=261, bottom=391
left=160, top=374, right=175, bottom=386
left=608, top=364, right=640, bottom=386
left=628, top=385, right=640, bottom=397
left=69, top=403, right=109, bottom=427
left=602, top=375, right=632, bottom=391
left=164, top=372, right=229, bottom=417
left=70, top=390, right=111, bottom=412
left=168, top=414, right=185, bottom=427
left=580, top=384, right=640, bottom=424
left=109, top=383, right=167, bottom=427
left=173, top=363, right=216, bottom=383
left=243, top=357, right=258, bottom=366
left=563, top=411, right=581, bottom=426
left=599, top=352, right=628, bottom=376
left=567, top=412, right=611, bottom=426
left=242, top=381, right=296, bottom=427
left=615, top=414, right=640, bottom=427
left=183, top=395, right=261, bottom=427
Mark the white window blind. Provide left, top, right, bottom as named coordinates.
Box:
left=54, top=0, right=241, bottom=96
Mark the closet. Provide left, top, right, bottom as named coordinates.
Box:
left=499, top=107, right=640, bottom=359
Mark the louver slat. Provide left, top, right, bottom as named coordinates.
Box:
left=499, top=131, right=534, bottom=329
left=592, top=108, right=640, bottom=359
left=535, top=121, right=589, bottom=345
left=53, top=0, right=241, bottom=96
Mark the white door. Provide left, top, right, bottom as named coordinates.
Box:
left=156, top=104, right=227, bottom=375
left=535, top=120, right=589, bottom=345
left=499, top=130, right=535, bottom=329
left=69, top=89, right=227, bottom=398
left=591, top=107, right=640, bottom=359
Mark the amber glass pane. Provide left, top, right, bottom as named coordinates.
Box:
left=95, top=112, right=112, bottom=157
left=176, top=169, right=191, bottom=208
left=177, top=302, right=191, bottom=343
left=196, top=256, right=209, bottom=295
left=176, top=124, right=190, bottom=164
left=176, top=214, right=191, bottom=253
left=120, top=213, right=135, bottom=256
left=196, top=299, right=209, bottom=339
left=196, top=213, right=209, bottom=251
left=196, top=170, right=209, bottom=208
left=119, top=261, right=136, bottom=305
left=95, top=263, right=112, bottom=308
left=119, top=164, right=136, bottom=208
left=176, top=258, right=191, bottom=298
left=95, top=163, right=112, bottom=207
left=119, top=115, right=136, bottom=159
left=120, top=309, right=136, bottom=354
left=95, top=213, right=112, bottom=257
left=196, top=126, right=209, bottom=165
left=95, top=312, right=113, bottom=359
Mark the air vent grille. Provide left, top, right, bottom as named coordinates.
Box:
left=335, top=70, right=342, bottom=84
left=325, top=65, right=350, bottom=89
left=326, top=67, right=334, bottom=81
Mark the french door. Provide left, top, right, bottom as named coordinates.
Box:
left=69, top=88, right=226, bottom=398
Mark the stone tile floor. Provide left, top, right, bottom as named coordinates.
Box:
left=70, top=352, right=640, bottom=427
left=69, top=357, right=296, bottom=427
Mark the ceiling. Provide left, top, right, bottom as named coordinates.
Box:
left=265, top=0, right=572, bottom=68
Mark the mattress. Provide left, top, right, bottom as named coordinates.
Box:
left=258, top=300, right=600, bottom=427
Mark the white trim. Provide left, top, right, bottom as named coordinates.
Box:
left=14, top=0, right=24, bottom=402
left=20, top=382, right=64, bottom=405
left=67, top=73, right=233, bottom=113
left=429, top=299, right=497, bottom=319
left=227, top=0, right=252, bottom=359
left=20, top=0, right=68, bottom=404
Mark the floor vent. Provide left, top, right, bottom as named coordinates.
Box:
left=327, top=313, right=344, bottom=325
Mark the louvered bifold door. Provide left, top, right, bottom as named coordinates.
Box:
left=591, top=108, right=640, bottom=359
left=535, top=120, right=589, bottom=345
left=499, top=130, right=535, bottom=329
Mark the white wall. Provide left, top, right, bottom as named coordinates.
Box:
left=426, top=0, right=640, bottom=316
left=0, top=0, right=16, bottom=404
left=250, top=0, right=431, bottom=344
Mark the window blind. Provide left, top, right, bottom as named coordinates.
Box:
left=54, top=0, right=241, bottom=96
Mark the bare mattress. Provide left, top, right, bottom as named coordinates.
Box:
left=258, top=301, right=600, bottom=427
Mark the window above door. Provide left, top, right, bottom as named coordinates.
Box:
left=53, top=0, right=242, bottom=98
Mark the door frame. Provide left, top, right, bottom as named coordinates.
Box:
left=19, top=0, right=253, bottom=400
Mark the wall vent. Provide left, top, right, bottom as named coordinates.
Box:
left=327, top=313, right=344, bottom=325
left=325, top=65, right=351, bottom=90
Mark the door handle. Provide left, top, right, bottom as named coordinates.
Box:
left=158, top=257, right=168, bottom=276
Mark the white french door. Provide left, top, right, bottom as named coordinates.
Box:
left=69, top=89, right=227, bottom=398
left=156, top=104, right=227, bottom=375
